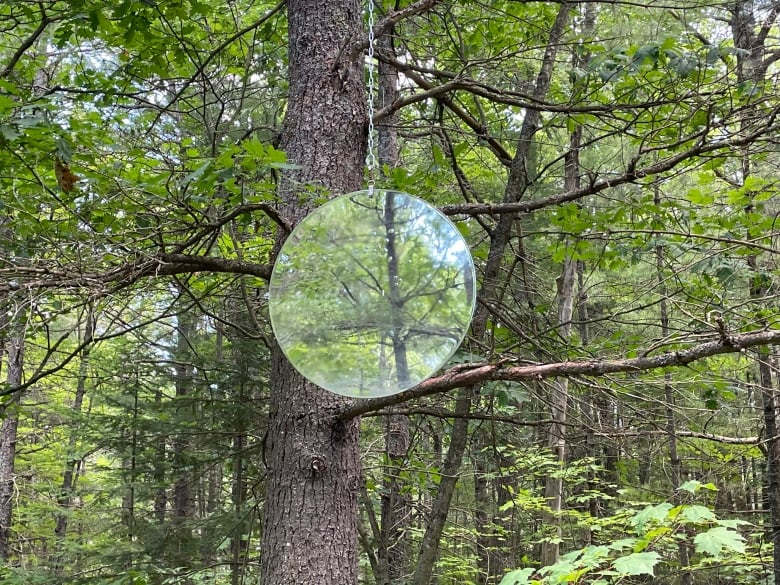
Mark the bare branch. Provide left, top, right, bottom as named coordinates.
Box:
left=362, top=407, right=553, bottom=426
left=170, top=203, right=291, bottom=254
left=0, top=253, right=272, bottom=296
left=439, top=107, right=780, bottom=217
left=148, top=1, right=286, bottom=130
left=605, top=429, right=759, bottom=445
left=339, top=328, right=780, bottom=420
left=374, top=0, right=444, bottom=38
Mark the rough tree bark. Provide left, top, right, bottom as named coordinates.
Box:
left=0, top=315, right=24, bottom=560
left=258, top=1, right=366, bottom=584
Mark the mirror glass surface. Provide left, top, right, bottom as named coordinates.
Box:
left=269, top=190, right=476, bottom=398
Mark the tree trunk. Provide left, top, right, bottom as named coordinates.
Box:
left=54, top=308, right=97, bottom=571
left=170, top=305, right=195, bottom=570
left=121, top=365, right=139, bottom=542
left=230, top=340, right=250, bottom=585
left=730, top=3, right=780, bottom=582
left=473, top=437, right=509, bottom=585
left=655, top=194, right=692, bottom=585
left=378, top=414, right=411, bottom=585
left=153, top=386, right=167, bottom=525
left=540, top=257, right=574, bottom=567
left=375, top=24, right=413, bottom=584
left=577, top=260, right=602, bottom=522
left=540, top=107, right=580, bottom=567
left=258, top=2, right=366, bottom=584
left=0, top=319, right=24, bottom=560
left=413, top=7, right=571, bottom=584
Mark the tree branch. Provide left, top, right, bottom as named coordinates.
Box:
left=148, top=0, right=285, bottom=129
left=0, top=253, right=272, bottom=295
left=170, top=203, right=291, bottom=254
left=605, top=429, right=759, bottom=445
left=439, top=107, right=780, bottom=217
left=0, top=3, right=55, bottom=80
left=339, top=328, right=780, bottom=420
left=362, top=407, right=553, bottom=426
left=374, top=0, right=444, bottom=38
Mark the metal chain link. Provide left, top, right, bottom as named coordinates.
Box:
left=365, top=0, right=377, bottom=192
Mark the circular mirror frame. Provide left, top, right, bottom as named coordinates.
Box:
left=269, top=190, right=476, bottom=398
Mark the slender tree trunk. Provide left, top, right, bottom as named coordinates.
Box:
left=0, top=319, right=24, bottom=560
left=757, top=349, right=780, bottom=581
left=231, top=347, right=249, bottom=585
left=153, top=386, right=167, bottom=524
left=259, top=2, right=365, bottom=584
left=378, top=414, right=411, bottom=585
left=577, top=260, right=603, bottom=523
left=473, top=438, right=508, bottom=585
left=413, top=7, right=571, bottom=584
left=540, top=258, right=574, bottom=567
left=473, top=449, right=493, bottom=582
left=539, top=99, right=581, bottom=566
left=374, top=23, right=413, bottom=584
left=54, top=309, right=96, bottom=539
left=729, top=4, right=780, bottom=581
left=170, top=306, right=195, bottom=570
left=231, top=427, right=247, bottom=585
left=122, top=366, right=139, bottom=543
left=53, top=308, right=96, bottom=573
left=655, top=194, right=692, bottom=585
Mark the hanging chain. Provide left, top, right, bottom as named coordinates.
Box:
left=365, top=0, right=378, bottom=192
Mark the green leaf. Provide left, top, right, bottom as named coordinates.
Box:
left=678, top=479, right=717, bottom=493
left=499, top=567, right=535, bottom=585
left=685, top=187, right=713, bottom=205
left=0, top=93, right=17, bottom=112
left=611, top=552, right=660, bottom=576
left=183, top=160, right=212, bottom=184
left=630, top=503, right=673, bottom=532
left=694, top=526, right=746, bottom=557
left=0, top=124, right=19, bottom=141
left=243, top=137, right=265, bottom=157
left=578, top=545, right=610, bottom=568
left=680, top=504, right=716, bottom=524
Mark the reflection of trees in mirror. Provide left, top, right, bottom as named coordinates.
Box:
left=269, top=190, right=475, bottom=398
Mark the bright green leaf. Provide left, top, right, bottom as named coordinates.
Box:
left=694, top=526, right=746, bottom=557
left=680, top=504, right=716, bottom=524
left=612, top=552, right=660, bottom=576
left=630, top=503, right=673, bottom=532
left=499, top=567, right=535, bottom=585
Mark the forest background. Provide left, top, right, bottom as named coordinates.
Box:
left=1, top=0, right=780, bottom=584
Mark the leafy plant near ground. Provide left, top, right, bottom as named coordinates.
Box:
left=500, top=481, right=757, bottom=585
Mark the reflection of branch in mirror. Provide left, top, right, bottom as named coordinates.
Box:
left=269, top=190, right=476, bottom=398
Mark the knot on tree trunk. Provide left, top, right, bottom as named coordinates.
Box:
left=308, top=452, right=327, bottom=475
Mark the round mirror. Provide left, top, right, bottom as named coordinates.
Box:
left=269, top=190, right=476, bottom=398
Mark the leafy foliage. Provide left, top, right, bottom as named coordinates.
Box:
left=1, top=0, right=779, bottom=584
